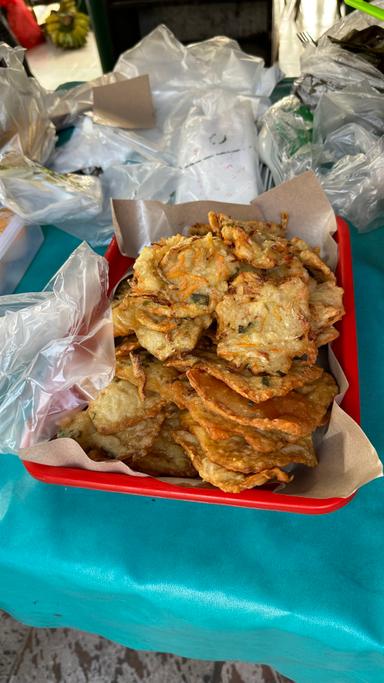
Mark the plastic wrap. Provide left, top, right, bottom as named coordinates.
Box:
left=0, top=242, right=114, bottom=453
left=0, top=149, right=103, bottom=225
left=102, top=162, right=179, bottom=204
left=258, top=97, right=384, bottom=231
left=0, top=42, right=56, bottom=163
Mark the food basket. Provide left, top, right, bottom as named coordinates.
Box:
left=24, top=216, right=359, bottom=513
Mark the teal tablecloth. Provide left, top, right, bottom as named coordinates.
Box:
left=1, top=223, right=384, bottom=683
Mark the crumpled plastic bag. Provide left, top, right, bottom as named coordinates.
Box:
left=116, top=24, right=278, bottom=96
left=295, top=2, right=384, bottom=109
left=312, top=85, right=384, bottom=144
left=110, top=24, right=279, bottom=164
left=0, top=149, right=103, bottom=225
left=318, top=123, right=377, bottom=162
left=0, top=242, right=114, bottom=453
left=258, top=95, right=314, bottom=184
left=321, top=136, right=384, bottom=232
left=48, top=116, right=137, bottom=173
left=0, top=42, right=56, bottom=163
left=258, top=96, right=384, bottom=231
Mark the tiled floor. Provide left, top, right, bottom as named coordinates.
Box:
left=0, top=610, right=293, bottom=683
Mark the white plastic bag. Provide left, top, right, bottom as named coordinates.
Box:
left=0, top=43, right=56, bottom=163
left=0, top=242, right=114, bottom=453
left=176, top=91, right=262, bottom=202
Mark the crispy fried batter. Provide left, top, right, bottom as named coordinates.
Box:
left=88, top=379, right=165, bottom=434
left=58, top=409, right=165, bottom=461
left=309, top=278, right=344, bottom=345
left=187, top=369, right=338, bottom=436
left=115, top=334, right=141, bottom=357
left=221, top=224, right=286, bottom=269
left=173, top=428, right=292, bottom=492
left=216, top=271, right=317, bottom=374
left=115, top=351, right=179, bottom=394
left=112, top=301, right=135, bottom=337
left=164, top=378, right=291, bottom=452
left=210, top=212, right=289, bottom=270
left=129, top=409, right=198, bottom=478
left=315, top=326, right=339, bottom=346
left=208, top=211, right=288, bottom=239
left=290, top=237, right=336, bottom=283
left=134, top=314, right=212, bottom=361
left=132, top=232, right=236, bottom=318
left=170, top=352, right=323, bottom=402
left=188, top=222, right=212, bottom=237
left=184, top=415, right=317, bottom=474
left=129, top=351, right=146, bottom=401
left=62, top=209, right=344, bottom=490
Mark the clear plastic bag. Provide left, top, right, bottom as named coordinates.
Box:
left=115, top=24, right=278, bottom=96
left=0, top=242, right=114, bottom=453
left=48, top=116, right=138, bottom=173
left=319, top=123, right=377, bottom=162
left=313, top=86, right=384, bottom=144
left=111, top=24, right=279, bottom=165
left=258, top=95, right=314, bottom=184
left=319, top=0, right=384, bottom=45
left=0, top=42, right=56, bottom=163
left=102, top=162, right=179, bottom=204
left=295, top=2, right=384, bottom=109
left=321, top=137, right=384, bottom=232
left=0, top=149, right=103, bottom=225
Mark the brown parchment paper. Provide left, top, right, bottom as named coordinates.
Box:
left=21, top=172, right=383, bottom=499
left=92, top=75, right=155, bottom=129
left=48, top=73, right=155, bottom=130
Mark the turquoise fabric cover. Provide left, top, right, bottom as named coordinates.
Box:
left=0, top=224, right=383, bottom=683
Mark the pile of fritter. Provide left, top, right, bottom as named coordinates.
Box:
left=58, top=212, right=344, bottom=492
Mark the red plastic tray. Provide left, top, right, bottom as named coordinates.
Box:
left=25, top=217, right=360, bottom=513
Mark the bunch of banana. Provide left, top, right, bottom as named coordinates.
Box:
left=45, top=0, right=90, bottom=49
